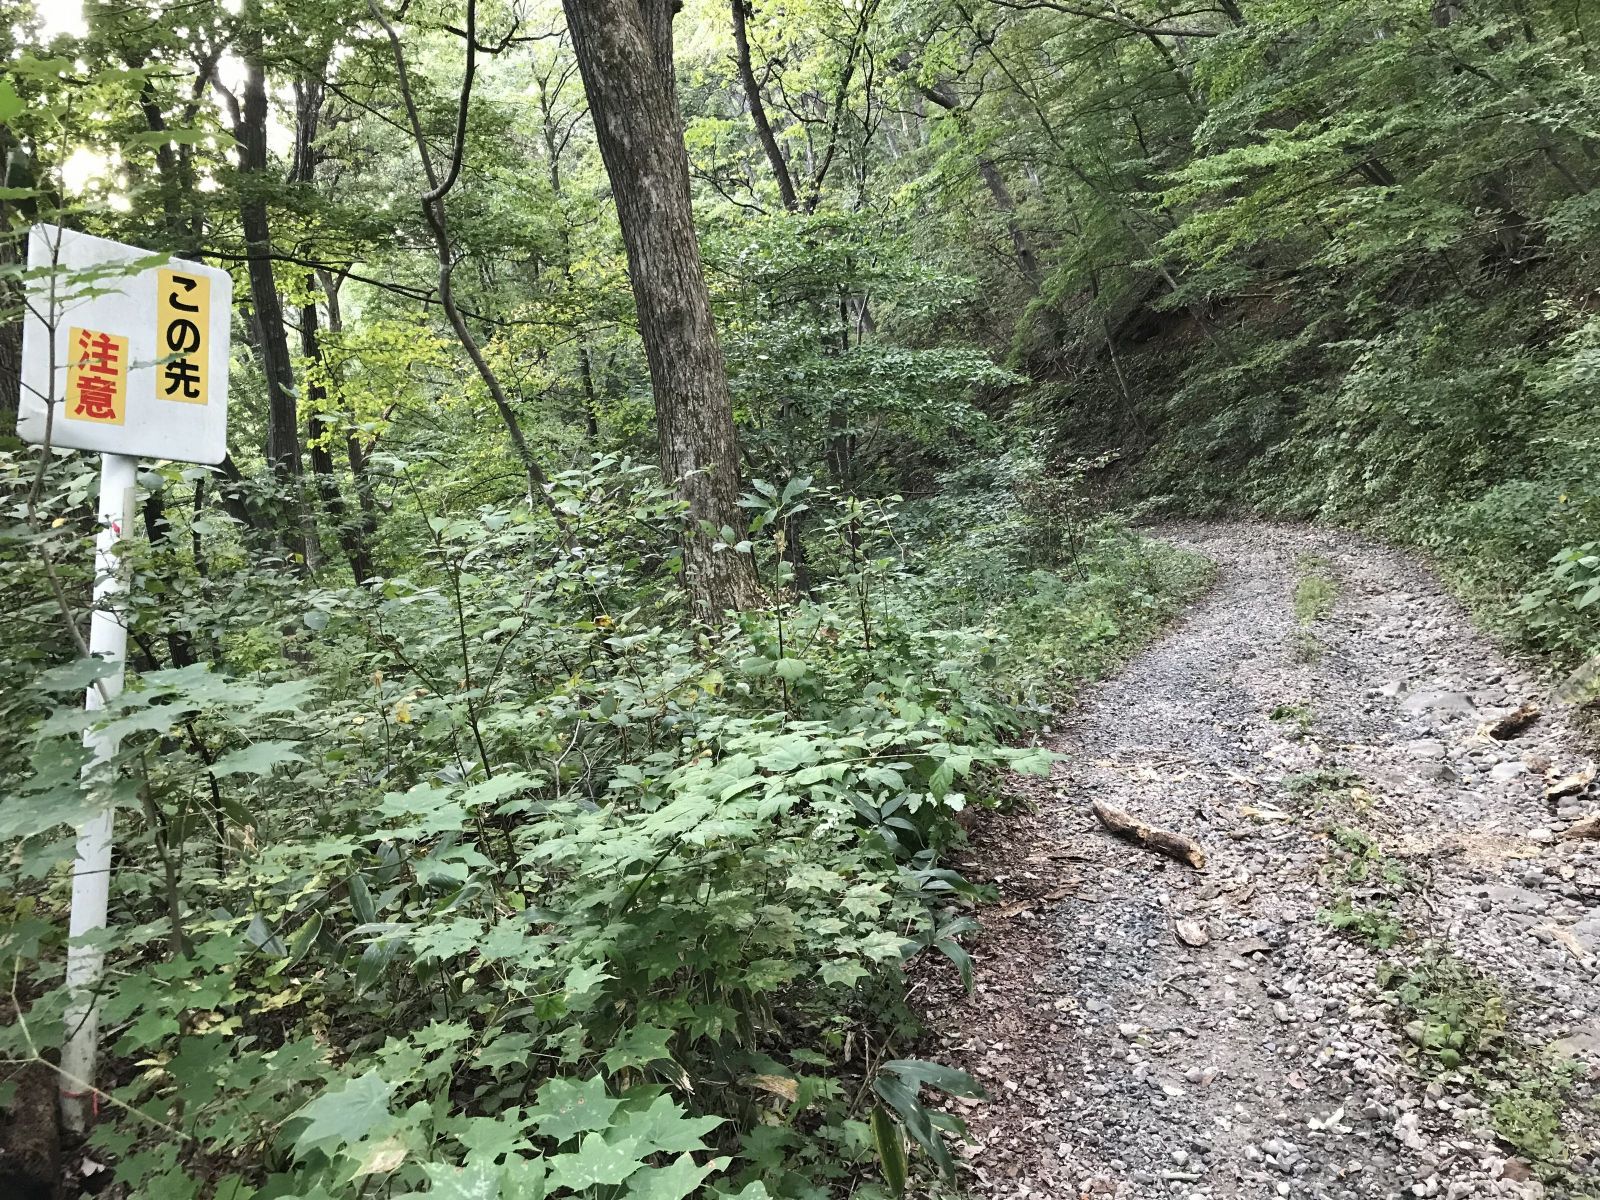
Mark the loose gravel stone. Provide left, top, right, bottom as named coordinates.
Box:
left=913, top=523, right=1600, bottom=1199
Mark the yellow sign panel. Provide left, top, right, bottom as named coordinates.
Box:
left=157, top=267, right=210, bottom=405
left=65, top=326, right=128, bottom=425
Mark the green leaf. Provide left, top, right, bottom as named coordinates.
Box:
left=562, top=961, right=612, bottom=1010
left=129, top=126, right=230, bottom=147
left=757, top=734, right=821, bottom=773
left=879, top=1059, right=984, bottom=1099
left=600, top=1024, right=675, bottom=1074
left=934, top=938, right=974, bottom=993
left=819, top=958, right=868, bottom=988
left=210, top=741, right=307, bottom=777
left=625, top=1153, right=725, bottom=1200
left=291, top=1071, right=394, bottom=1158
left=0, top=79, right=21, bottom=124
left=543, top=1132, right=645, bottom=1190
left=351, top=1136, right=408, bottom=1178
left=448, top=1111, right=537, bottom=1167
left=773, top=657, right=807, bottom=681
left=872, top=1072, right=953, bottom=1177
left=609, top=1094, right=722, bottom=1155
left=998, top=745, right=1054, bottom=776
left=34, top=657, right=119, bottom=692
left=249, top=680, right=318, bottom=714
left=286, top=913, right=322, bottom=966
left=529, top=1076, right=622, bottom=1143
left=420, top=1161, right=505, bottom=1200
left=871, top=1105, right=908, bottom=1196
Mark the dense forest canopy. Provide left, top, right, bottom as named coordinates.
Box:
left=2, top=0, right=1598, bottom=1196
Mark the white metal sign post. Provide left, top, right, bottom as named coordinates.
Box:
left=19, top=225, right=232, bottom=1133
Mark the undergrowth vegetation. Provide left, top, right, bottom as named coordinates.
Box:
left=1380, top=951, right=1584, bottom=1181
left=1313, top=818, right=1583, bottom=1183
left=0, top=447, right=1207, bottom=1198
left=8, top=0, right=1600, bottom=1193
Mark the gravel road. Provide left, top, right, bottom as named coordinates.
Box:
left=919, top=523, right=1600, bottom=1199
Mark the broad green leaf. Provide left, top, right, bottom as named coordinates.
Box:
left=351, top=1136, right=407, bottom=1177
left=600, top=1024, right=676, bottom=1074
left=211, top=741, right=307, bottom=777
left=35, top=656, right=120, bottom=692
left=420, top=1161, right=504, bottom=1200
left=291, top=1071, right=394, bottom=1158
left=879, top=1059, right=984, bottom=1099
left=562, top=961, right=612, bottom=1010
left=608, top=1094, right=722, bottom=1154
left=0, top=78, right=21, bottom=124
left=529, top=1075, right=621, bottom=1143
left=543, top=1131, right=645, bottom=1190
left=819, top=959, right=868, bottom=988
left=624, top=1153, right=726, bottom=1200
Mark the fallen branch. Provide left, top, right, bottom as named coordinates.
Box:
left=1483, top=701, right=1540, bottom=741
left=1091, top=801, right=1207, bottom=869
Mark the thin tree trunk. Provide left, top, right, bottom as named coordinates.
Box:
left=539, top=75, right=606, bottom=445
left=319, top=271, right=383, bottom=571
left=577, top=344, right=601, bottom=442
left=300, top=290, right=374, bottom=583
left=370, top=0, right=560, bottom=518
left=900, top=61, right=1047, bottom=294
left=229, top=7, right=306, bottom=560
left=0, top=130, right=25, bottom=438
left=561, top=0, right=760, bottom=617
left=0, top=234, right=18, bottom=440
left=976, top=158, right=1043, bottom=288
left=731, top=0, right=799, bottom=210
left=141, top=492, right=198, bottom=668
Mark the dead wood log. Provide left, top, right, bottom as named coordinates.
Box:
left=1091, top=800, right=1207, bottom=869
left=1483, top=701, right=1540, bottom=741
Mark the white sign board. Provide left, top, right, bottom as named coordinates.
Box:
left=18, top=225, right=232, bottom=465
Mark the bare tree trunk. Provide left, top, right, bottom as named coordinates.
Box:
left=577, top=344, right=601, bottom=442
left=0, top=234, right=18, bottom=440
left=300, top=288, right=374, bottom=584
left=228, top=7, right=307, bottom=561
left=370, top=0, right=560, bottom=518
left=562, top=0, right=760, bottom=617
left=0, top=132, right=26, bottom=439
left=898, top=60, right=1047, bottom=294
left=320, top=271, right=383, bottom=573
left=976, top=158, right=1044, bottom=289
left=731, top=0, right=799, bottom=210
left=538, top=70, right=606, bottom=445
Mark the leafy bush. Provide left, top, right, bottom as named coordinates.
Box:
left=0, top=454, right=1201, bottom=1198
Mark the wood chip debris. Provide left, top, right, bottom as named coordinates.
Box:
left=994, top=885, right=1076, bottom=919
left=1561, top=812, right=1600, bottom=840
left=1546, top=765, right=1595, bottom=800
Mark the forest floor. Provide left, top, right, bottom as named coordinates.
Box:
left=917, top=522, right=1600, bottom=1200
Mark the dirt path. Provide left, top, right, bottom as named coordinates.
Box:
left=920, top=523, right=1600, bottom=1200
